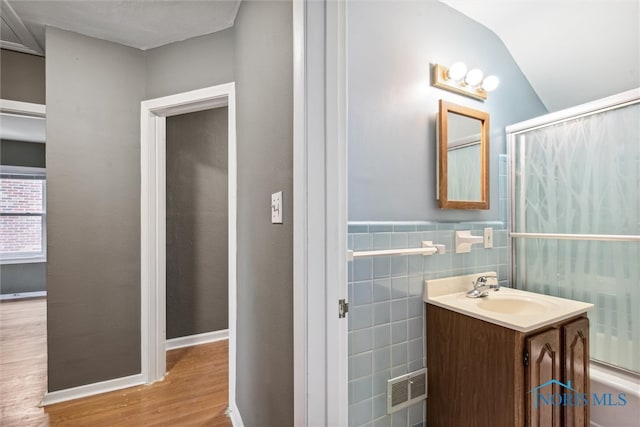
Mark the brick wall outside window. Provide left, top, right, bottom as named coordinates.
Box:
left=0, top=178, right=45, bottom=256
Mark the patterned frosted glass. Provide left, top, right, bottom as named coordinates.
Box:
left=513, top=102, right=640, bottom=373
left=448, top=144, right=481, bottom=201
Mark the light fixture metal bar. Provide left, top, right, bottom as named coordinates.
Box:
left=432, top=64, right=487, bottom=101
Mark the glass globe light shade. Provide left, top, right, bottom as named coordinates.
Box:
left=481, top=75, right=500, bottom=92
left=465, top=68, right=483, bottom=86
left=447, top=62, right=467, bottom=81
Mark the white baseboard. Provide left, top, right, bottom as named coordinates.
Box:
left=227, top=402, right=245, bottom=427
left=165, top=329, right=229, bottom=351
left=40, top=373, right=145, bottom=406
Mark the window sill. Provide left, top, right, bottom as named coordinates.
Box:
left=0, top=258, right=47, bottom=265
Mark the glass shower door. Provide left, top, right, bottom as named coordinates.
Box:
left=510, top=99, right=640, bottom=373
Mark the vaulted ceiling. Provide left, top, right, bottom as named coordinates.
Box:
left=441, top=0, right=640, bottom=111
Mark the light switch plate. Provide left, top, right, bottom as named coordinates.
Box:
left=271, top=191, right=283, bottom=224
left=484, top=227, right=493, bottom=249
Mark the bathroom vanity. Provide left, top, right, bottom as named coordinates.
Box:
left=424, top=273, right=594, bottom=427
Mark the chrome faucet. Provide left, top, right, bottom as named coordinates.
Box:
left=466, top=275, right=500, bottom=298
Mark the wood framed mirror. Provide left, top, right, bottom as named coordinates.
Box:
left=437, top=100, right=490, bottom=209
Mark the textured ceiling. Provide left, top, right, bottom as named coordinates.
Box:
left=441, top=0, right=640, bottom=111
left=6, top=0, right=240, bottom=51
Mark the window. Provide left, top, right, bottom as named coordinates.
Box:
left=0, top=166, right=46, bottom=263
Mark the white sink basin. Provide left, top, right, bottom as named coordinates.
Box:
left=476, top=294, right=553, bottom=315
left=424, top=272, right=594, bottom=332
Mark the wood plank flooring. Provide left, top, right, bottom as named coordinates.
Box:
left=1, top=298, right=232, bottom=426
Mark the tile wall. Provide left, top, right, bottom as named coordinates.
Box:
left=347, top=219, right=509, bottom=427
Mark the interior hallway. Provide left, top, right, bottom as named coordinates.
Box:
left=0, top=298, right=231, bottom=426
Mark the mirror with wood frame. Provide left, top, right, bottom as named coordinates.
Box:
left=437, top=100, right=490, bottom=209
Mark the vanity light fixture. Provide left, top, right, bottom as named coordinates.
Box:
left=432, top=62, right=499, bottom=101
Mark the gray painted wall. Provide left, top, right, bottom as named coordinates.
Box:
left=348, top=1, right=547, bottom=221
left=0, top=49, right=46, bottom=104
left=145, top=29, right=235, bottom=99
left=166, top=107, right=229, bottom=339
left=46, top=27, right=146, bottom=391
left=43, top=4, right=294, bottom=422
left=234, top=1, right=293, bottom=425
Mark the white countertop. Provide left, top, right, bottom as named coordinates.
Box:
left=424, top=272, right=594, bottom=333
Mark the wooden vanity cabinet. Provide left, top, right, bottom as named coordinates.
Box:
left=426, top=305, right=589, bottom=427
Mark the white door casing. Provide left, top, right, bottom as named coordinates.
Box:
left=140, top=83, right=240, bottom=421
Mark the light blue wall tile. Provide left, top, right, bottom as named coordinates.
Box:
left=354, top=233, right=374, bottom=250
left=391, top=320, right=407, bottom=344
left=350, top=351, right=372, bottom=379
left=391, top=256, right=408, bottom=276
left=354, top=258, right=373, bottom=281
left=373, top=233, right=391, bottom=249
left=408, top=359, right=424, bottom=372
left=393, top=224, right=417, bottom=232
left=349, top=397, right=373, bottom=426
left=373, top=301, right=391, bottom=325
left=408, top=255, right=422, bottom=276
left=373, top=415, right=391, bottom=427
left=407, top=232, right=423, bottom=247
left=373, top=278, right=391, bottom=302
left=392, top=365, right=408, bottom=377
left=349, top=376, right=373, bottom=404
left=408, top=337, right=423, bottom=361
left=372, top=394, right=387, bottom=419
left=436, top=223, right=456, bottom=231
left=391, top=407, right=408, bottom=427
left=373, top=256, right=391, bottom=279
left=373, top=369, right=391, bottom=395
left=370, top=224, right=393, bottom=232
left=391, top=342, right=407, bottom=367
left=409, top=401, right=425, bottom=427
left=348, top=261, right=354, bottom=283
left=373, top=347, right=391, bottom=372
left=390, top=233, right=408, bottom=249
left=391, top=276, right=409, bottom=299
left=354, top=280, right=373, bottom=306
left=408, top=297, right=423, bottom=318
left=350, top=328, right=373, bottom=355
left=373, top=324, right=391, bottom=348
left=350, top=305, right=372, bottom=331
left=348, top=235, right=354, bottom=250
left=408, top=276, right=423, bottom=296
left=408, top=317, right=423, bottom=340
left=391, top=299, right=408, bottom=321
left=416, top=223, right=436, bottom=231
left=349, top=224, right=369, bottom=234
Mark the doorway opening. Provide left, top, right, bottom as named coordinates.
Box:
left=140, top=83, right=238, bottom=420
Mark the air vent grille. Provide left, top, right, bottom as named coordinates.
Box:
left=387, top=368, right=427, bottom=413
left=391, top=379, right=409, bottom=407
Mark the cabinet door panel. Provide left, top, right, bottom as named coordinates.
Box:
left=526, top=328, right=562, bottom=427
left=563, top=317, right=590, bottom=427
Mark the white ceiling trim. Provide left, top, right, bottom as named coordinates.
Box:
left=0, top=0, right=43, bottom=55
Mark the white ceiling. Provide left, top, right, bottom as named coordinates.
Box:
left=3, top=0, right=240, bottom=52
left=441, top=0, right=640, bottom=111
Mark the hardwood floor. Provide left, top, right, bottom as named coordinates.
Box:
left=1, top=298, right=232, bottom=426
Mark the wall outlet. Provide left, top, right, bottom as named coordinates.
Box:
left=271, top=191, right=283, bottom=224
left=484, top=227, right=493, bottom=249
